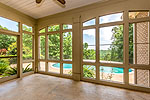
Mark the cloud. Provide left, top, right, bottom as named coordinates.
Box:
left=83, top=19, right=95, bottom=27
left=100, top=26, right=115, bottom=44
left=0, top=17, right=18, bottom=32
left=83, top=29, right=95, bottom=36
left=100, top=13, right=122, bottom=24
left=83, top=26, right=117, bottom=50
left=83, top=13, right=122, bottom=50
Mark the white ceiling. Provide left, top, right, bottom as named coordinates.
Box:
left=0, top=0, right=105, bottom=19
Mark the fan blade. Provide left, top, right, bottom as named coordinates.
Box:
left=57, top=0, right=66, bottom=5
left=36, top=0, right=42, bottom=4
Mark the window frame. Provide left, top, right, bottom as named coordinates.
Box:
left=82, top=28, right=96, bottom=62
left=83, top=18, right=96, bottom=27
left=0, top=16, right=19, bottom=33
left=81, top=10, right=150, bottom=89
left=22, top=24, right=35, bottom=72
left=0, top=17, right=35, bottom=82
left=0, top=33, right=18, bottom=79
left=99, top=24, right=124, bottom=64
left=99, top=12, right=124, bottom=24
left=38, top=24, right=73, bottom=77
left=129, top=10, right=149, bottom=19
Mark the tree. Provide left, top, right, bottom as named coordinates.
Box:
left=21, top=25, right=34, bottom=60
left=0, top=24, right=33, bottom=77
left=7, top=42, right=17, bottom=56
left=0, top=34, right=16, bottom=52
left=83, top=65, right=95, bottom=78
left=23, top=24, right=32, bottom=32
left=63, top=32, right=72, bottom=59
left=0, top=26, right=17, bottom=56
left=110, top=24, right=133, bottom=63
left=0, top=25, right=8, bottom=30
left=110, top=25, right=124, bottom=62
left=83, top=43, right=95, bottom=60
left=47, top=25, right=73, bottom=60
left=48, top=33, right=60, bottom=60
left=40, top=36, right=45, bottom=59
left=22, top=33, right=32, bottom=60
left=129, top=24, right=134, bottom=64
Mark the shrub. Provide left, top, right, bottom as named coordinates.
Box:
left=0, top=49, right=7, bottom=55
left=0, top=63, right=9, bottom=75
left=1, top=63, right=32, bottom=77
left=23, top=54, right=32, bottom=60
left=0, top=58, right=10, bottom=75
left=3, top=67, right=17, bottom=76
left=83, top=65, right=95, bottom=78
left=68, top=70, right=72, bottom=75
left=23, top=63, right=32, bottom=73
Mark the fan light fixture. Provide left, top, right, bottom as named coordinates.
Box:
left=36, top=0, right=66, bottom=6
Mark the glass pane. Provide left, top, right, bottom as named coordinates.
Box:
left=23, top=62, right=32, bottom=73
left=100, top=66, right=124, bottom=82
left=83, top=19, right=96, bottom=27
left=99, top=13, right=123, bottom=24
left=23, top=33, right=33, bottom=60
left=100, top=45, right=123, bottom=63
left=0, top=17, right=18, bottom=32
left=40, top=36, right=45, bottom=59
left=129, top=45, right=134, bottom=64
left=39, top=28, right=45, bottom=33
left=23, top=24, right=32, bottom=33
left=129, top=23, right=134, bottom=64
left=100, top=25, right=123, bottom=44
left=48, top=62, right=60, bottom=73
left=0, top=57, right=17, bottom=78
left=0, top=34, right=17, bottom=57
left=83, top=29, right=96, bottom=62
left=129, top=11, right=149, bottom=19
left=48, top=25, right=60, bottom=32
left=48, top=34, right=60, bottom=60
left=129, top=68, right=135, bottom=84
left=100, top=25, right=123, bottom=63
left=63, top=24, right=72, bottom=30
left=129, top=22, right=149, bottom=65
left=83, top=65, right=96, bottom=79
left=129, top=68, right=149, bottom=87
left=39, top=62, right=45, bottom=71
left=63, top=32, right=72, bottom=61
left=63, top=63, right=72, bottom=75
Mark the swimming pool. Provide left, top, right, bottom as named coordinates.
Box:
left=52, top=63, right=133, bottom=73
left=100, top=67, right=132, bottom=74
left=52, top=63, right=72, bottom=69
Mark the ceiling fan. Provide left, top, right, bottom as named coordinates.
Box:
left=36, top=0, right=66, bottom=6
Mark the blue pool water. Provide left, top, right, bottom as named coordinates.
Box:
left=100, top=67, right=132, bottom=74
left=52, top=63, right=72, bottom=69
left=52, top=63, right=133, bottom=73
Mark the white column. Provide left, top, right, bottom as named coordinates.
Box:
left=72, top=15, right=81, bottom=81
left=34, top=24, right=39, bottom=73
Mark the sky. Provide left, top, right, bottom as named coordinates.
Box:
left=0, top=13, right=123, bottom=50
left=66, top=24, right=72, bottom=29
left=0, top=17, right=18, bottom=32
left=83, top=13, right=123, bottom=50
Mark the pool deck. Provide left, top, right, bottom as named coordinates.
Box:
left=39, top=63, right=134, bottom=83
